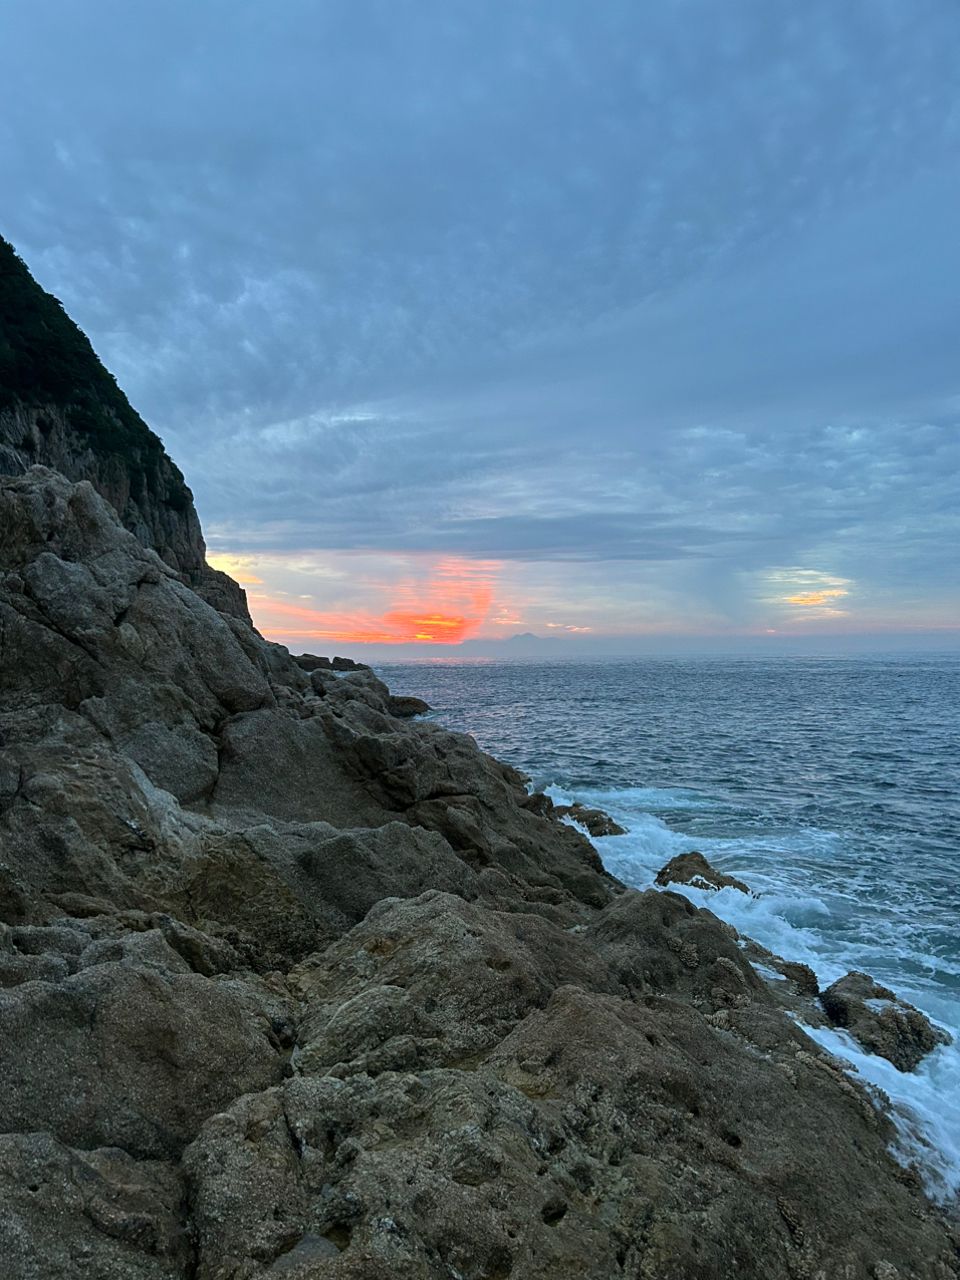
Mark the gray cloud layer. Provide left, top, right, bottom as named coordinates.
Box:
left=1, top=0, right=958, bottom=634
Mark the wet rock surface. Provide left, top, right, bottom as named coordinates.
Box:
left=1, top=461, right=958, bottom=1274
left=821, top=970, right=952, bottom=1072
left=655, top=850, right=753, bottom=895
left=554, top=801, right=627, bottom=837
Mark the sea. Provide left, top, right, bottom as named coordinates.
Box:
left=376, top=655, right=960, bottom=1200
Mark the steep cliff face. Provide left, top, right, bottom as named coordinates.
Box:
left=0, top=235, right=249, bottom=621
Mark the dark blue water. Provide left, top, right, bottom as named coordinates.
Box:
left=376, top=656, right=960, bottom=1194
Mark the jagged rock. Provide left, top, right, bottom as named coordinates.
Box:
left=290, top=891, right=607, bottom=1077
left=585, top=887, right=766, bottom=1006
left=655, top=850, right=752, bottom=895
left=240, top=821, right=483, bottom=944
left=182, top=903, right=959, bottom=1280
left=554, top=801, right=626, bottom=836
left=821, top=971, right=951, bottom=1071
left=778, top=959, right=820, bottom=995
left=738, top=938, right=826, bottom=1027
left=520, top=790, right=555, bottom=818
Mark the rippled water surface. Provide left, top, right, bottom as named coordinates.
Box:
left=377, top=656, right=960, bottom=1193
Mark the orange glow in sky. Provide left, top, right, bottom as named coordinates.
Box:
left=783, top=588, right=848, bottom=607
left=250, top=556, right=502, bottom=645
left=206, top=553, right=265, bottom=586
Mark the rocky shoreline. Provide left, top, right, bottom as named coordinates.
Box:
left=1, top=239, right=959, bottom=1278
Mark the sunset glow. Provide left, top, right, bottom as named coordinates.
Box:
left=762, top=569, right=853, bottom=620
left=784, top=589, right=848, bottom=608
left=206, top=553, right=264, bottom=586
left=249, top=556, right=503, bottom=645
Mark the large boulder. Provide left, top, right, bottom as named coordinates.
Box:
left=820, top=971, right=951, bottom=1071
left=386, top=694, right=431, bottom=718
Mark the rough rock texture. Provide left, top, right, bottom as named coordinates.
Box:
left=655, top=850, right=753, bottom=895
left=821, top=971, right=952, bottom=1072
left=2, top=268, right=958, bottom=1277
left=0, top=1132, right=189, bottom=1279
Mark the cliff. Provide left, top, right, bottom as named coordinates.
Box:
left=0, top=236, right=248, bottom=621
left=0, top=251, right=957, bottom=1279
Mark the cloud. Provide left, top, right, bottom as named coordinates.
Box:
left=761, top=569, right=853, bottom=620
left=1, top=1, right=959, bottom=645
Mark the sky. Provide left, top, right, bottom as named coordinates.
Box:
left=1, top=0, right=958, bottom=657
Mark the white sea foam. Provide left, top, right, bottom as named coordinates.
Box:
left=564, top=783, right=960, bottom=1202
left=802, top=1024, right=960, bottom=1201
left=547, top=782, right=724, bottom=813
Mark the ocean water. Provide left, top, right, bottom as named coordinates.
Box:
left=376, top=656, right=960, bottom=1199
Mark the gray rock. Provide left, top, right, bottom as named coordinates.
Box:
left=655, top=850, right=752, bottom=895
left=293, top=652, right=333, bottom=671
left=182, top=933, right=958, bottom=1280
left=554, top=801, right=626, bottom=836
left=331, top=655, right=370, bottom=671
left=0, top=959, right=284, bottom=1156
left=386, top=694, right=431, bottom=718
left=0, top=1132, right=188, bottom=1279
left=821, top=971, right=951, bottom=1071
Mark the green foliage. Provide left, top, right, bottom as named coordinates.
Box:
left=0, top=235, right=192, bottom=508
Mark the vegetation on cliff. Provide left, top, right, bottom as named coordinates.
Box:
left=0, top=234, right=190, bottom=510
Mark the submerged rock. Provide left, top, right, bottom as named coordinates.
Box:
left=821, top=971, right=951, bottom=1071
left=655, top=850, right=752, bottom=895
